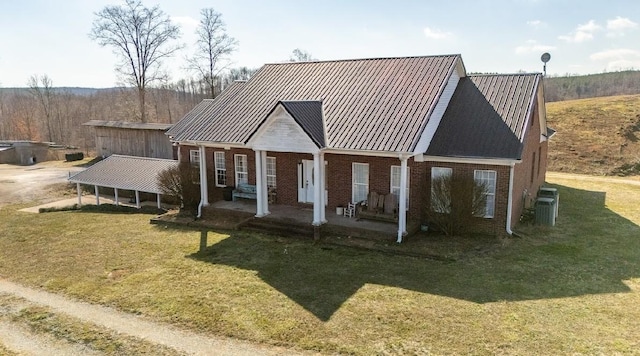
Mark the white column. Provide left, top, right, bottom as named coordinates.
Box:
left=261, top=150, right=270, bottom=215
left=76, top=183, right=82, bottom=206
left=319, top=152, right=327, bottom=223
left=94, top=185, right=100, bottom=205
left=312, top=152, right=322, bottom=225
left=135, top=190, right=140, bottom=209
left=114, top=188, right=119, bottom=206
left=198, top=146, right=209, bottom=206
left=397, top=156, right=408, bottom=243
left=157, top=194, right=162, bottom=209
left=255, top=150, right=265, bottom=217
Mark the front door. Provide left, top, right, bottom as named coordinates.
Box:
left=298, top=159, right=315, bottom=203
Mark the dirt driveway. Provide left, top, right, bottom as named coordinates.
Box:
left=0, top=161, right=85, bottom=207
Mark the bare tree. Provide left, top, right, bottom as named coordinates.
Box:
left=222, top=66, right=258, bottom=88
left=289, top=48, right=316, bottom=62
left=27, top=74, right=55, bottom=142
left=427, top=175, right=488, bottom=236
left=187, top=8, right=237, bottom=99
left=90, top=0, right=181, bottom=122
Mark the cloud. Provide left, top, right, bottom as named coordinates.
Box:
left=606, top=16, right=638, bottom=37
left=590, top=48, right=640, bottom=71
left=515, top=40, right=556, bottom=54
left=171, top=16, right=199, bottom=29
left=526, top=20, right=547, bottom=29
left=558, top=20, right=602, bottom=43
left=423, top=27, right=453, bottom=40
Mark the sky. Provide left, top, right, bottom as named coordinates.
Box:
left=1, top=0, right=639, bottom=88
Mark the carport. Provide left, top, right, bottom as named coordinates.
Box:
left=68, top=155, right=178, bottom=208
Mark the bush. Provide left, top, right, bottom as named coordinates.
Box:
left=157, top=162, right=200, bottom=211
left=427, top=175, right=488, bottom=236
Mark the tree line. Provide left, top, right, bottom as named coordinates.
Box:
left=544, top=70, right=640, bottom=102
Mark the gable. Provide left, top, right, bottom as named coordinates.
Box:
left=249, top=105, right=320, bottom=153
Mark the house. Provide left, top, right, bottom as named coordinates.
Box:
left=84, top=120, right=174, bottom=159
left=167, top=55, right=551, bottom=241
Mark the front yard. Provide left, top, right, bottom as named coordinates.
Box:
left=0, top=175, right=639, bottom=354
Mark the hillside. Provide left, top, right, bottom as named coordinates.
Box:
left=546, top=94, right=640, bottom=176
left=545, top=70, right=640, bottom=102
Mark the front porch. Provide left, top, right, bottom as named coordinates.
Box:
left=207, top=200, right=403, bottom=240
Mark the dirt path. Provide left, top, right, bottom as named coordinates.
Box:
left=547, top=171, right=640, bottom=186
left=0, top=279, right=302, bottom=356
left=0, top=320, right=101, bottom=356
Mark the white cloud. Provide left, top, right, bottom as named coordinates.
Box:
left=515, top=40, right=555, bottom=54
left=590, top=48, right=640, bottom=71
left=171, top=16, right=199, bottom=29
left=606, top=16, right=638, bottom=37
left=423, top=27, right=453, bottom=40
left=558, top=20, right=602, bottom=43
left=526, top=20, right=547, bottom=29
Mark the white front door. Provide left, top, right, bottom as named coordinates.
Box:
left=298, top=159, right=314, bottom=203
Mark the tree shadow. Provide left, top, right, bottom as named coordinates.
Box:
left=187, top=183, right=640, bottom=321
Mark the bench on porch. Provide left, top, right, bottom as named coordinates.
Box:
left=357, top=191, right=398, bottom=223
left=232, top=183, right=257, bottom=201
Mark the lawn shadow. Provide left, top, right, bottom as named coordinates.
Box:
left=186, top=183, right=640, bottom=321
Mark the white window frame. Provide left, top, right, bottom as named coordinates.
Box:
left=189, top=149, right=200, bottom=165
left=234, top=154, right=248, bottom=185
left=474, top=169, right=497, bottom=218
left=390, top=165, right=410, bottom=209
left=214, top=151, right=226, bottom=187
left=352, top=163, right=369, bottom=203
left=431, top=167, right=452, bottom=213
left=266, top=156, right=276, bottom=188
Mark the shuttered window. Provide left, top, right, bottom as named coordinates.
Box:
left=352, top=163, right=369, bottom=203
left=266, top=157, right=276, bottom=188
left=474, top=170, right=497, bottom=218
left=390, top=165, right=410, bottom=209
left=234, top=154, right=248, bottom=185
left=431, top=167, right=452, bottom=213
left=214, top=151, right=226, bottom=187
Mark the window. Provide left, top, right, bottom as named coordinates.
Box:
left=352, top=163, right=369, bottom=203
left=474, top=170, right=496, bottom=218
left=214, top=151, right=226, bottom=187
left=390, top=166, right=410, bottom=209
left=190, top=149, right=200, bottom=184
left=266, top=157, right=276, bottom=188
left=234, top=154, right=248, bottom=185
left=431, top=167, right=452, bottom=213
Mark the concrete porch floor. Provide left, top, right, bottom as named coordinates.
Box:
left=211, top=199, right=399, bottom=237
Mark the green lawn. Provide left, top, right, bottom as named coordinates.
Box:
left=0, top=176, right=639, bottom=354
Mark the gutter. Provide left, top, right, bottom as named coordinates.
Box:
left=505, top=162, right=515, bottom=235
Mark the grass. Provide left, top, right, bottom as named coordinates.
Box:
left=547, top=94, right=640, bottom=175
left=0, top=176, right=639, bottom=354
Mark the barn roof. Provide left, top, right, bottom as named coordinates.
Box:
left=68, top=155, right=178, bottom=194
left=84, top=120, right=173, bottom=131
left=166, top=55, right=461, bottom=152
left=426, top=74, right=540, bottom=160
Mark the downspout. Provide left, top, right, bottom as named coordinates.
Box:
left=505, top=162, right=515, bottom=235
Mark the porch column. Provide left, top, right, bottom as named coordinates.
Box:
left=397, top=156, right=408, bottom=243
left=135, top=190, right=140, bottom=209
left=261, top=150, right=270, bottom=215
left=114, top=188, right=119, bottom=206
left=319, top=152, right=327, bottom=223
left=255, top=149, right=265, bottom=217
left=94, top=185, right=100, bottom=205
left=312, top=152, right=322, bottom=225
left=198, top=145, right=209, bottom=207
left=76, top=183, right=82, bottom=206
left=157, top=194, right=162, bottom=209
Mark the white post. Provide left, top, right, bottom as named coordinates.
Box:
left=76, top=183, right=82, bottom=206
left=157, top=194, right=161, bottom=209
left=261, top=150, right=270, bottom=215
left=312, top=152, right=322, bottom=225
left=397, top=156, right=408, bottom=243
left=319, top=152, right=327, bottom=223
left=135, top=190, right=140, bottom=209
left=94, top=185, right=100, bottom=205
left=114, top=188, right=119, bottom=206
left=255, top=150, right=265, bottom=217
left=199, top=145, right=209, bottom=206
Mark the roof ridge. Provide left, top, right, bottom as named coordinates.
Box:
left=469, top=72, right=542, bottom=77
left=264, top=54, right=462, bottom=66
left=109, top=154, right=177, bottom=163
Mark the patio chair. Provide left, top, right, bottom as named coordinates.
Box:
left=344, top=202, right=356, bottom=218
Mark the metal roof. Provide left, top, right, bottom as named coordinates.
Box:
left=84, top=120, right=173, bottom=131
left=426, top=74, right=540, bottom=160
left=68, top=155, right=178, bottom=194
left=278, top=100, right=325, bottom=148
left=166, top=55, right=461, bottom=152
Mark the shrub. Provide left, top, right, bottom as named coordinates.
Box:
left=157, top=162, right=200, bottom=211
left=427, top=175, right=488, bottom=236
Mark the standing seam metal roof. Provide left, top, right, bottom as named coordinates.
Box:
left=68, top=155, right=178, bottom=194
left=166, top=55, right=460, bottom=152
left=278, top=101, right=325, bottom=148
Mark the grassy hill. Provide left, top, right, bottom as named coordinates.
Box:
left=546, top=94, right=640, bottom=176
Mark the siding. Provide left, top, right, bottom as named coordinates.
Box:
left=94, top=127, right=173, bottom=159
